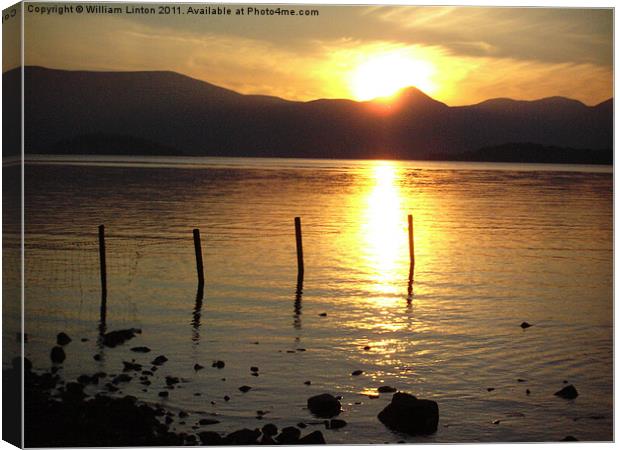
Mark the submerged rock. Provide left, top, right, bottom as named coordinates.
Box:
left=378, top=386, right=397, bottom=393
left=554, top=385, right=578, bottom=399
left=212, top=360, right=225, bottom=369
left=151, top=355, right=168, bottom=366
left=351, top=370, right=364, bottom=376
left=130, top=346, right=151, bottom=353
left=561, top=436, right=578, bottom=441
left=122, top=361, right=142, bottom=372
left=299, top=430, right=326, bottom=444
left=198, top=418, right=220, bottom=425
left=57, top=332, right=72, bottom=346
left=193, top=364, right=204, bottom=371
left=51, top=346, right=66, bottom=364
left=307, top=393, right=341, bottom=418
left=102, top=328, right=141, bottom=348
left=377, top=392, right=439, bottom=435
left=520, top=322, right=532, bottom=329
left=327, top=419, right=347, bottom=429
left=238, top=385, right=252, bottom=393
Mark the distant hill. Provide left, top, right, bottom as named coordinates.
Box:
left=4, top=66, right=613, bottom=163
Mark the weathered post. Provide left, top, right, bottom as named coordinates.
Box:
left=294, top=217, right=304, bottom=278
left=98, top=224, right=107, bottom=335
left=98, top=225, right=107, bottom=299
left=408, top=214, right=415, bottom=269
left=193, top=228, right=205, bottom=287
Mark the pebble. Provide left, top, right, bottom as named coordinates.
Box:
left=351, top=370, right=364, bottom=376
left=239, top=385, right=252, bottom=393
left=212, top=360, right=225, bottom=369
left=378, top=386, right=397, bottom=393
left=520, top=322, right=532, bottom=329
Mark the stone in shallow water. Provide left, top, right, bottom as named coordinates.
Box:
left=377, top=392, right=439, bottom=435
left=554, top=384, right=578, bottom=399
left=50, top=346, right=66, bottom=364
left=151, top=355, right=168, bottom=366
left=299, top=430, right=326, bottom=444
left=57, top=332, right=72, bottom=346
left=307, top=393, right=341, bottom=418
left=102, top=328, right=141, bottom=348
left=520, top=322, right=532, bottom=329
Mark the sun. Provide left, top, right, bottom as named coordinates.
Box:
left=350, top=52, right=437, bottom=101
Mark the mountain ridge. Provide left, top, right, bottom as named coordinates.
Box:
left=4, top=66, right=613, bottom=161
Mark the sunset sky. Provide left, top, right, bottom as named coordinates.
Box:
left=15, top=3, right=614, bottom=105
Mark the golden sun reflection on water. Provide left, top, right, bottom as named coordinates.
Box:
left=360, top=162, right=409, bottom=303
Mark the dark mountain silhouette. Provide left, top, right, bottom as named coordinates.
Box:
left=6, top=66, right=612, bottom=162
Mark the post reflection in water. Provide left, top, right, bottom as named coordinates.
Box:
left=191, top=284, right=204, bottom=344
left=294, top=277, right=303, bottom=329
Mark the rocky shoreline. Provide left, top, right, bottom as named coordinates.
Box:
left=18, top=329, right=441, bottom=447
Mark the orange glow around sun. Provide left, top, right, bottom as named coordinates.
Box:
left=350, top=51, right=437, bottom=101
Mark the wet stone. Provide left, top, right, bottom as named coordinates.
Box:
left=212, top=360, right=225, bottom=369
left=130, top=346, right=151, bottom=353
left=378, top=386, right=397, bottom=393
left=123, top=361, right=142, bottom=372
left=307, top=393, right=341, bottom=418
left=199, top=418, right=220, bottom=425
left=158, top=391, right=169, bottom=398
left=377, top=392, right=439, bottom=435
left=520, top=322, right=532, bottom=329
left=276, top=426, right=301, bottom=444
left=328, top=419, right=347, bottom=429
left=239, top=385, right=252, bottom=393
left=554, top=384, right=578, bottom=399
left=198, top=431, right=222, bottom=445
left=194, top=364, right=204, bottom=371
left=151, top=355, right=168, bottom=366
left=298, top=430, right=326, bottom=444
left=352, top=370, right=364, bottom=376
left=102, top=328, right=141, bottom=348
left=51, top=346, right=66, bottom=364
left=56, top=332, right=72, bottom=346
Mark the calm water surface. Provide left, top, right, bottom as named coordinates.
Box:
left=10, top=156, right=613, bottom=442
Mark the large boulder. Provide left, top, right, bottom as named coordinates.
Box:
left=307, top=394, right=341, bottom=418
left=377, top=392, right=439, bottom=435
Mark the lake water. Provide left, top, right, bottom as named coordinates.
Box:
left=9, top=156, right=613, bottom=443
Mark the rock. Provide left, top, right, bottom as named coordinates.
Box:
left=487, top=388, right=495, bottom=392
left=319, top=313, right=327, bottom=317
left=130, top=346, right=151, bottom=353
left=93, top=354, right=101, bottom=361
left=328, top=419, right=347, bottom=429
left=260, top=435, right=276, bottom=445
left=517, top=378, right=526, bottom=382
left=276, top=426, right=301, bottom=444
left=297, top=422, right=307, bottom=429
left=224, top=395, right=230, bottom=401
left=261, top=423, right=278, bottom=437
left=198, top=418, right=220, bottom=425
left=142, top=370, right=153, bottom=376
left=520, top=322, right=532, bottom=329
left=561, top=436, right=578, bottom=441
left=224, top=428, right=260, bottom=445
left=250, top=366, right=259, bottom=372
left=179, top=411, right=188, bottom=418
left=165, top=376, right=180, bottom=386
left=112, top=374, right=132, bottom=384
left=194, top=364, right=204, bottom=371
left=77, top=374, right=96, bottom=385
left=57, top=332, right=72, bottom=346
left=239, top=385, right=252, bottom=393
left=122, top=361, right=142, bottom=372
left=80, top=338, right=89, bottom=342
left=158, top=391, right=169, bottom=398
left=151, top=355, right=168, bottom=366
left=51, top=346, right=66, bottom=364
left=212, top=360, right=225, bottom=369
left=492, top=419, right=501, bottom=425
left=307, top=393, right=341, bottom=418
left=526, top=389, right=531, bottom=395
left=198, top=431, right=223, bottom=445
left=554, top=385, right=578, bottom=399
left=251, top=373, right=259, bottom=377
left=378, top=386, right=397, bottom=393
left=352, top=370, right=364, bottom=376
left=304, top=380, right=312, bottom=385
left=298, top=430, right=326, bottom=444
left=377, top=392, right=439, bottom=435
left=102, top=328, right=141, bottom=348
